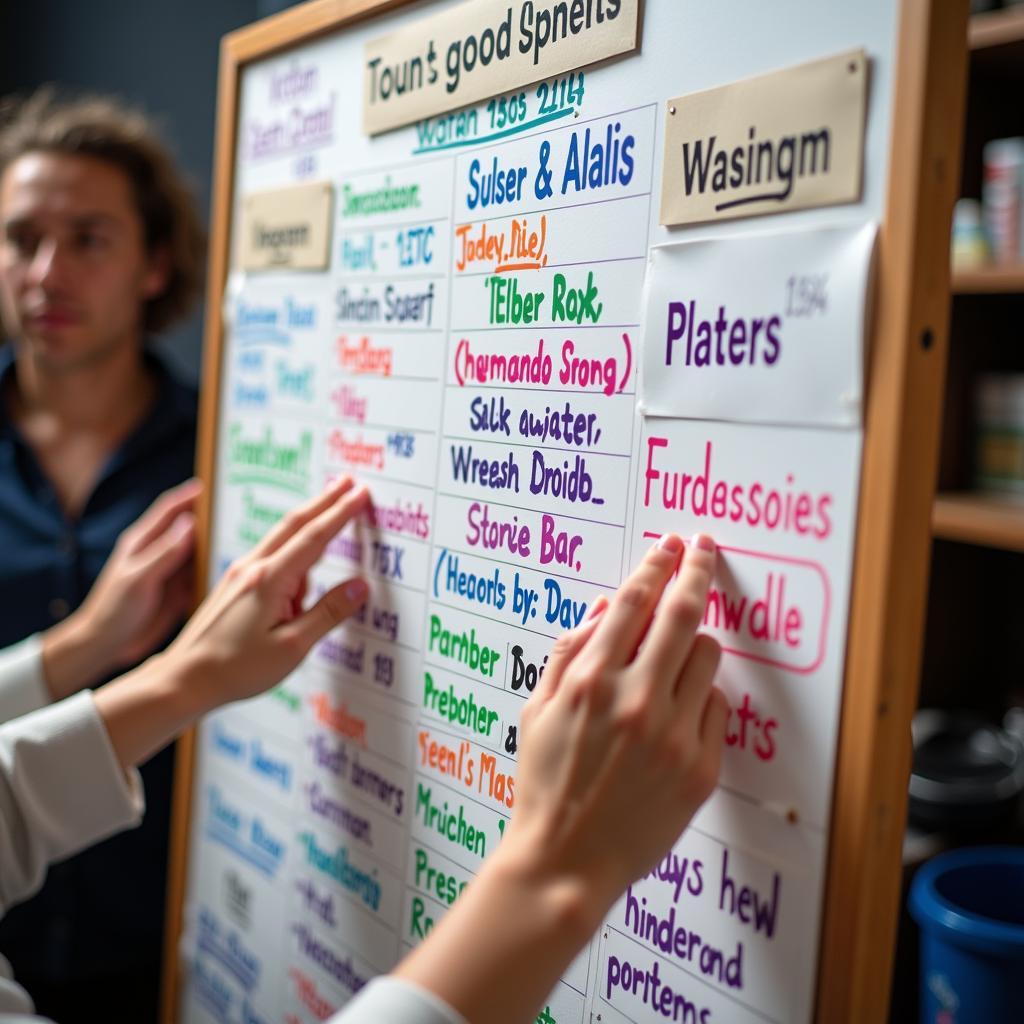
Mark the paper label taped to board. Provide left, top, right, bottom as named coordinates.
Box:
left=660, top=49, right=867, bottom=226
left=362, top=0, right=640, bottom=135
left=634, top=416, right=862, bottom=830
left=640, top=223, right=876, bottom=427
left=237, top=181, right=333, bottom=270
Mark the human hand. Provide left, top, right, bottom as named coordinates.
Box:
left=42, top=479, right=200, bottom=699
left=82, top=479, right=201, bottom=665
left=165, top=475, right=371, bottom=714
left=391, top=533, right=726, bottom=1024
left=94, top=477, right=372, bottom=771
left=500, top=533, right=727, bottom=917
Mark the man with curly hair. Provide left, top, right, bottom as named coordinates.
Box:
left=0, top=89, right=204, bottom=1021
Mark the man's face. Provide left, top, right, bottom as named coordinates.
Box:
left=0, top=151, right=167, bottom=374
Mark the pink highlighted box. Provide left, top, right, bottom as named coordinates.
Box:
left=642, top=534, right=831, bottom=674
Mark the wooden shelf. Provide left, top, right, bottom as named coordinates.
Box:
left=933, top=491, right=1024, bottom=551
left=970, top=5, right=1024, bottom=53
left=951, top=263, right=1024, bottom=293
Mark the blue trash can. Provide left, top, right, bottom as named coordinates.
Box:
left=909, top=846, right=1024, bottom=1023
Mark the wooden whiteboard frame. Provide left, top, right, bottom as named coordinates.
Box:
left=160, top=2, right=969, bottom=1021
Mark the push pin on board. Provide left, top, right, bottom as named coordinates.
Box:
left=762, top=798, right=801, bottom=826
left=669, top=104, right=677, bottom=115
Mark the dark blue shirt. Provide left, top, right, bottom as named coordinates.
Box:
left=0, top=344, right=197, bottom=1019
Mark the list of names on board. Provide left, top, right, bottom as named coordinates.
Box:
left=179, top=6, right=881, bottom=1022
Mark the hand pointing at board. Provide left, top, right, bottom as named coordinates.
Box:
left=374, top=533, right=728, bottom=1024
left=0, top=477, right=371, bottom=965
left=92, top=476, right=372, bottom=770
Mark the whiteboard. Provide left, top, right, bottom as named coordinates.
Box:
left=171, top=3, right=916, bottom=1023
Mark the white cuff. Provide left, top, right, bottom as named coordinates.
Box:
left=0, top=635, right=50, bottom=724
left=331, top=977, right=470, bottom=1024
left=0, top=691, right=145, bottom=915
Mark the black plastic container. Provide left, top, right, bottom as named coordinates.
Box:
left=909, top=710, right=1024, bottom=831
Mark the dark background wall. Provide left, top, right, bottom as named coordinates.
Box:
left=0, top=0, right=300, bottom=382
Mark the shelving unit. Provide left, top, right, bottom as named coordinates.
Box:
left=931, top=7, right=1024, bottom=554
left=893, top=12, right=1024, bottom=1021
left=969, top=3, right=1024, bottom=55
left=951, top=262, right=1024, bottom=292
left=932, top=491, right=1024, bottom=550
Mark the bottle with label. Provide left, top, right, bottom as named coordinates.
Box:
left=975, top=373, right=1024, bottom=494
left=982, top=138, right=1024, bottom=263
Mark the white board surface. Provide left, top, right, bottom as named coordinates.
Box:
left=179, top=3, right=900, bottom=1023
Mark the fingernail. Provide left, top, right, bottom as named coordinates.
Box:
left=656, top=533, right=683, bottom=554
left=586, top=595, right=609, bottom=620
left=344, top=578, right=369, bottom=602
left=692, top=534, right=716, bottom=552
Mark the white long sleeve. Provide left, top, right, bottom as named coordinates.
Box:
left=0, top=648, right=463, bottom=1024
left=0, top=952, right=42, bottom=1021
left=0, top=690, right=145, bottom=917
left=0, top=636, right=50, bottom=725
left=328, top=977, right=470, bottom=1024
left=0, top=690, right=145, bottom=1019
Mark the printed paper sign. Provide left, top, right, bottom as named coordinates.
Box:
left=660, top=49, right=867, bottom=226
left=640, top=223, right=876, bottom=427
left=238, top=181, right=333, bottom=270
left=363, top=0, right=640, bottom=135
left=632, top=415, right=862, bottom=828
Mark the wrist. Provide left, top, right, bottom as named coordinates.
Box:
left=68, top=600, right=124, bottom=672
left=93, top=650, right=206, bottom=772
left=41, top=610, right=117, bottom=700
left=145, top=647, right=218, bottom=723
left=395, top=825, right=605, bottom=1024
left=482, top=830, right=605, bottom=948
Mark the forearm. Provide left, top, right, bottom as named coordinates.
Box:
left=395, top=836, right=603, bottom=1024
left=41, top=613, right=118, bottom=701
left=92, top=651, right=210, bottom=770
